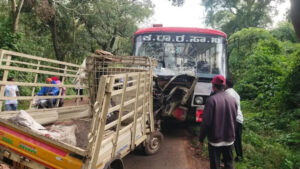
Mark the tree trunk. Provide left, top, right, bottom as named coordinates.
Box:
left=109, top=28, right=117, bottom=50
left=291, top=0, right=300, bottom=40
left=48, top=14, right=64, bottom=61
left=11, top=0, right=24, bottom=33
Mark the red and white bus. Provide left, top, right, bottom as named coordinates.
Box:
left=133, top=26, right=228, bottom=122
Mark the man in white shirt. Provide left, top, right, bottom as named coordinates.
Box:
left=226, top=79, right=244, bottom=161
left=4, top=77, right=20, bottom=111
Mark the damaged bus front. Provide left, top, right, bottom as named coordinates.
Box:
left=133, top=26, right=228, bottom=122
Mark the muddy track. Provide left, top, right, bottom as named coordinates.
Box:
left=123, top=120, right=209, bottom=169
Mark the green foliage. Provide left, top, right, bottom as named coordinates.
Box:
left=0, top=17, right=20, bottom=50
left=234, top=102, right=300, bottom=169
left=202, top=0, right=279, bottom=35
left=225, top=25, right=300, bottom=169
left=0, top=0, right=153, bottom=63
left=76, top=0, right=153, bottom=55
left=228, top=27, right=300, bottom=110
left=271, top=22, right=299, bottom=43
left=284, top=54, right=300, bottom=109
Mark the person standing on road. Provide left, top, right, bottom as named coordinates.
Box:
left=4, top=77, right=20, bottom=111
left=198, top=75, right=237, bottom=169
left=226, top=79, right=243, bottom=161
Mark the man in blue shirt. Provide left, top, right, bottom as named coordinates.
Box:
left=36, top=78, right=59, bottom=108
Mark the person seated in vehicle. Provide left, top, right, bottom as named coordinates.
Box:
left=36, top=78, right=59, bottom=108
left=51, top=76, right=66, bottom=107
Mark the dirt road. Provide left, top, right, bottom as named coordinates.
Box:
left=123, top=121, right=209, bottom=169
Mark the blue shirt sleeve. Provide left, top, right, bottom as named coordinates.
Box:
left=37, top=87, right=46, bottom=96
left=51, top=81, right=59, bottom=95
left=51, top=87, right=59, bottom=96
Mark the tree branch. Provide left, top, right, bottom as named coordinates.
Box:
left=11, top=0, right=24, bottom=33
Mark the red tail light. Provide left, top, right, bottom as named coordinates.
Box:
left=196, top=109, right=204, bottom=122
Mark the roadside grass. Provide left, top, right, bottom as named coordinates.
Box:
left=235, top=101, right=300, bottom=169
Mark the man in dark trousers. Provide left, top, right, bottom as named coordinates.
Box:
left=198, top=75, right=238, bottom=169
left=226, top=79, right=243, bottom=161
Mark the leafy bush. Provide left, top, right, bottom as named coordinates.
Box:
left=283, top=55, right=300, bottom=109
left=270, top=22, right=298, bottom=43
left=236, top=102, right=300, bottom=169
left=0, top=17, right=20, bottom=50
left=224, top=26, right=300, bottom=169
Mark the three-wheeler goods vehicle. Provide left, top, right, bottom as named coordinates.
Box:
left=0, top=49, right=162, bottom=169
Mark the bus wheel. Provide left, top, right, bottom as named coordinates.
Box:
left=144, top=131, right=164, bottom=155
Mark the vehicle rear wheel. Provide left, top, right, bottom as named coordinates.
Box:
left=144, top=131, right=164, bottom=155
left=107, top=159, right=124, bottom=169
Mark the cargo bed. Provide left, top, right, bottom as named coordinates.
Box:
left=0, top=50, right=160, bottom=169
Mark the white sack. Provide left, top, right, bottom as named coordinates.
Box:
left=9, top=110, right=59, bottom=138
left=49, top=125, right=77, bottom=146
left=9, top=110, right=77, bottom=146
left=10, top=110, right=50, bottom=135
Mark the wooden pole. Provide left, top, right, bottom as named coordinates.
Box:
left=88, top=76, right=114, bottom=169
left=56, top=65, right=67, bottom=107
left=131, top=73, right=141, bottom=150
left=0, top=54, right=11, bottom=113
left=29, top=61, right=40, bottom=109
left=142, top=73, right=147, bottom=134
left=111, top=74, right=128, bottom=157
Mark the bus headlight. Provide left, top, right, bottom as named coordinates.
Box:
left=194, top=96, right=204, bottom=105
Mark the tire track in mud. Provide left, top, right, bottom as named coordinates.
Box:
left=124, top=120, right=209, bottom=169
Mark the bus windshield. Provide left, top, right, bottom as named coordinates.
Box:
left=134, top=34, right=227, bottom=78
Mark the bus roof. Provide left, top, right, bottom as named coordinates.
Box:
left=134, top=27, right=227, bottom=38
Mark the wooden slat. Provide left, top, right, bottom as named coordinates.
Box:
left=0, top=65, right=78, bottom=78
left=29, top=61, right=40, bottom=108
left=0, top=95, right=88, bottom=100
left=110, top=83, right=148, bottom=97
left=0, top=49, right=4, bottom=64
left=89, top=77, right=107, bottom=143
left=1, top=49, right=81, bottom=68
left=108, top=72, right=147, bottom=79
left=0, top=55, right=11, bottom=113
left=1, top=105, right=89, bottom=114
left=112, top=79, right=137, bottom=87
left=104, top=105, right=143, bottom=130
left=107, top=97, right=137, bottom=114
left=88, top=77, right=114, bottom=169
left=0, top=81, right=83, bottom=88
left=131, top=72, right=141, bottom=150
left=56, top=65, right=68, bottom=107
left=142, top=73, right=147, bottom=134
left=2, top=59, right=79, bottom=73
left=111, top=74, right=128, bottom=157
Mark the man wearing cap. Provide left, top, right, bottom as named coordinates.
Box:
left=36, top=78, right=59, bottom=108
left=198, top=75, right=237, bottom=169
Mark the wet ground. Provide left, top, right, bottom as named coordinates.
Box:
left=123, top=120, right=209, bottom=169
